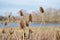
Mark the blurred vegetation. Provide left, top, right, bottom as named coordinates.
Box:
left=0, top=8, right=60, bottom=23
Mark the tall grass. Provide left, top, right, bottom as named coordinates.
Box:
left=0, top=27, right=60, bottom=40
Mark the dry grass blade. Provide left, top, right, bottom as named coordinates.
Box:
left=40, top=7, right=44, bottom=13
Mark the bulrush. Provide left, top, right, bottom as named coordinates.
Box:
left=40, top=7, right=44, bottom=13
left=8, top=13, right=11, bottom=18
left=19, top=10, right=24, bottom=19
left=29, top=14, right=32, bottom=22
left=2, top=29, right=5, bottom=34
left=9, top=28, right=14, bottom=35
left=26, top=21, right=29, bottom=27
left=20, top=19, right=26, bottom=29
left=40, top=7, right=45, bottom=24
left=1, top=28, right=10, bottom=40
left=55, top=30, right=60, bottom=40
left=29, top=14, right=32, bottom=27
left=19, top=10, right=23, bottom=16
left=18, top=10, right=25, bottom=40
left=28, top=29, right=33, bottom=39
left=24, top=28, right=33, bottom=40
left=5, top=21, right=7, bottom=26
left=19, top=19, right=27, bottom=40
left=4, top=21, right=8, bottom=26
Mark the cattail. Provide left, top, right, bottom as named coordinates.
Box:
left=9, top=28, right=14, bottom=35
left=19, top=10, right=23, bottom=16
left=56, top=30, right=60, bottom=40
left=28, top=29, right=33, bottom=39
left=4, top=21, right=7, bottom=26
left=26, top=21, right=29, bottom=27
left=40, top=7, right=44, bottom=13
left=8, top=15, right=11, bottom=18
left=2, top=29, right=5, bottom=34
left=8, top=12, right=12, bottom=18
left=29, top=14, right=32, bottom=22
left=29, top=29, right=33, bottom=33
left=20, top=19, right=25, bottom=29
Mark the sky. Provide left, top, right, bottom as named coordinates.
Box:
left=0, top=0, right=60, bottom=16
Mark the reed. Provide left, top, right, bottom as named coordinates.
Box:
left=40, top=7, right=45, bottom=24
left=20, top=19, right=26, bottom=29
left=4, top=21, right=7, bottom=26
left=0, top=27, right=60, bottom=40
left=55, top=30, right=60, bottom=40
left=9, top=28, right=14, bottom=35
left=40, top=7, right=44, bottom=13
left=19, top=10, right=23, bottom=16
left=29, top=14, right=32, bottom=27
left=25, top=21, right=29, bottom=27
left=8, top=13, right=12, bottom=18
left=29, top=14, right=32, bottom=22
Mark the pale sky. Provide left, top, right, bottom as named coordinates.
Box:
left=0, top=0, right=60, bottom=16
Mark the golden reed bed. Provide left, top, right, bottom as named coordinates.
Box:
left=0, top=26, right=60, bottom=40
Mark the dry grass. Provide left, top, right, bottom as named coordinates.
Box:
left=0, top=27, right=60, bottom=40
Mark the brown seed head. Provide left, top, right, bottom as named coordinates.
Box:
left=29, top=14, right=32, bottom=22
left=26, top=21, right=29, bottom=27
left=40, top=7, right=44, bottom=13
left=5, top=21, right=7, bottom=26
left=19, top=10, right=23, bottom=16
left=20, top=19, right=25, bottom=29
left=29, top=29, right=33, bottom=33
left=9, top=28, right=14, bottom=35
left=2, top=29, right=5, bottom=34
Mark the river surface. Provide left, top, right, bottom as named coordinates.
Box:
left=0, top=22, right=60, bottom=27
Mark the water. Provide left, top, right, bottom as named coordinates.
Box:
left=0, top=22, right=19, bottom=27
left=0, top=22, right=60, bottom=27
left=31, top=23, right=60, bottom=27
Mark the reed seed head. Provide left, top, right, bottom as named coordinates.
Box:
left=20, top=19, right=25, bottom=29
left=29, top=29, right=33, bottom=33
left=26, top=21, right=29, bottom=27
left=19, top=10, right=23, bottom=16
left=29, top=14, right=32, bottom=22
left=40, top=7, right=44, bottom=13
left=2, top=29, right=5, bottom=34
left=8, top=12, right=12, bottom=18
left=9, top=28, right=14, bottom=35
left=5, top=21, right=7, bottom=26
